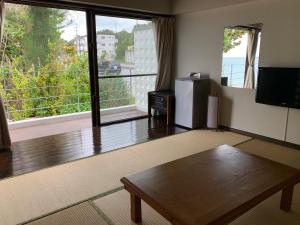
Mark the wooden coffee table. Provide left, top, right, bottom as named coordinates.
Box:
left=121, top=145, right=300, bottom=225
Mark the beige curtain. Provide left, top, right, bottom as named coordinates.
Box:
left=244, top=29, right=259, bottom=89
left=153, top=17, right=175, bottom=91
left=0, top=1, right=11, bottom=150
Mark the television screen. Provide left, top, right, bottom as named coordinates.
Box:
left=256, top=67, right=300, bottom=109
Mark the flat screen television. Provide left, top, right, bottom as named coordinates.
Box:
left=256, top=67, right=300, bottom=109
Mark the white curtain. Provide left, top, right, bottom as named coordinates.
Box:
left=244, top=29, right=259, bottom=89
left=0, top=0, right=11, bottom=150
left=153, top=17, right=175, bottom=91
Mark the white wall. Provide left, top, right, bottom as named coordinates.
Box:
left=286, top=109, right=300, bottom=145
left=175, top=0, right=300, bottom=144
left=67, top=0, right=171, bottom=14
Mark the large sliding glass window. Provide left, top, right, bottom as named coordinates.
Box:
left=0, top=3, right=91, bottom=141
left=0, top=1, right=158, bottom=141
left=95, top=16, right=157, bottom=123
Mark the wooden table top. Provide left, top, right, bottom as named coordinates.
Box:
left=121, top=145, right=300, bottom=225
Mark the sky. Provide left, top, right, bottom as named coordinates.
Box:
left=61, top=11, right=87, bottom=41
left=223, top=34, right=248, bottom=58
left=61, top=11, right=148, bottom=41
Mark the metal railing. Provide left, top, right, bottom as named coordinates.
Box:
left=99, top=74, right=156, bottom=110
left=0, top=69, right=156, bottom=122
left=222, top=63, right=259, bottom=88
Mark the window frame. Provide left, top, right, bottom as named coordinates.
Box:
left=3, top=0, right=169, bottom=126
left=221, top=25, right=262, bottom=89
left=4, top=0, right=169, bottom=20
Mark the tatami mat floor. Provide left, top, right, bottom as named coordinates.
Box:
left=26, top=138, right=300, bottom=225
left=93, top=190, right=170, bottom=225
left=1, top=131, right=300, bottom=225
left=1, top=130, right=250, bottom=225
left=27, top=203, right=108, bottom=225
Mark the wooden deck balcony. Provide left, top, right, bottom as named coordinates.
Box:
left=9, top=107, right=147, bottom=143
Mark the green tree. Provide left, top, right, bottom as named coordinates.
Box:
left=100, top=77, right=134, bottom=109
left=97, top=29, right=115, bottom=35
left=23, top=6, right=65, bottom=68
left=223, top=28, right=246, bottom=53
left=1, top=4, right=27, bottom=64
left=115, top=30, right=133, bottom=62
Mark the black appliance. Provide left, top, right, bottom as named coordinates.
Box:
left=256, top=67, right=300, bottom=109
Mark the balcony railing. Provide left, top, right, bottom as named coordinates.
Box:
left=0, top=69, right=156, bottom=122
left=99, top=74, right=156, bottom=110
left=222, top=63, right=259, bottom=88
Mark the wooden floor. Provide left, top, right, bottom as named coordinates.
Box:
left=9, top=109, right=147, bottom=142
left=0, top=118, right=187, bottom=180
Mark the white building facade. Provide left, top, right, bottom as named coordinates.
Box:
left=96, top=34, right=118, bottom=61
left=75, top=34, right=118, bottom=61
left=132, top=24, right=158, bottom=111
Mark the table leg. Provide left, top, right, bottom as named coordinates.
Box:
left=131, top=193, right=142, bottom=222
left=148, top=93, right=152, bottom=118
left=280, top=185, right=294, bottom=212
left=167, top=96, right=171, bottom=126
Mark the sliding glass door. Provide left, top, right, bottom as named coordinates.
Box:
left=95, top=15, right=157, bottom=124
left=1, top=2, right=92, bottom=141
left=0, top=1, right=158, bottom=142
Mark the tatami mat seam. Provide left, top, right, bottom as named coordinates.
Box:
left=19, top=187, right=124, bottom=225
left=233, top=137, right=255, bottom=147
left=88, top=201, right=116, bottom=225
left=87, top=187, right=127, bottom=225
left=90, top=186, right=125, bottom=202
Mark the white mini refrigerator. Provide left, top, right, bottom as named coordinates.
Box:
left=175, top=78, right=210, bottom=129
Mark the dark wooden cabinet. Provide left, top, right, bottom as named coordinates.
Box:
left=148, top=91, right=175, bottom=125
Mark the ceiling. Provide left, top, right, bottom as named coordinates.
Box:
left=65, top=0, right=258, bottom=15
left=171, top=0, right=259, bottom=14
